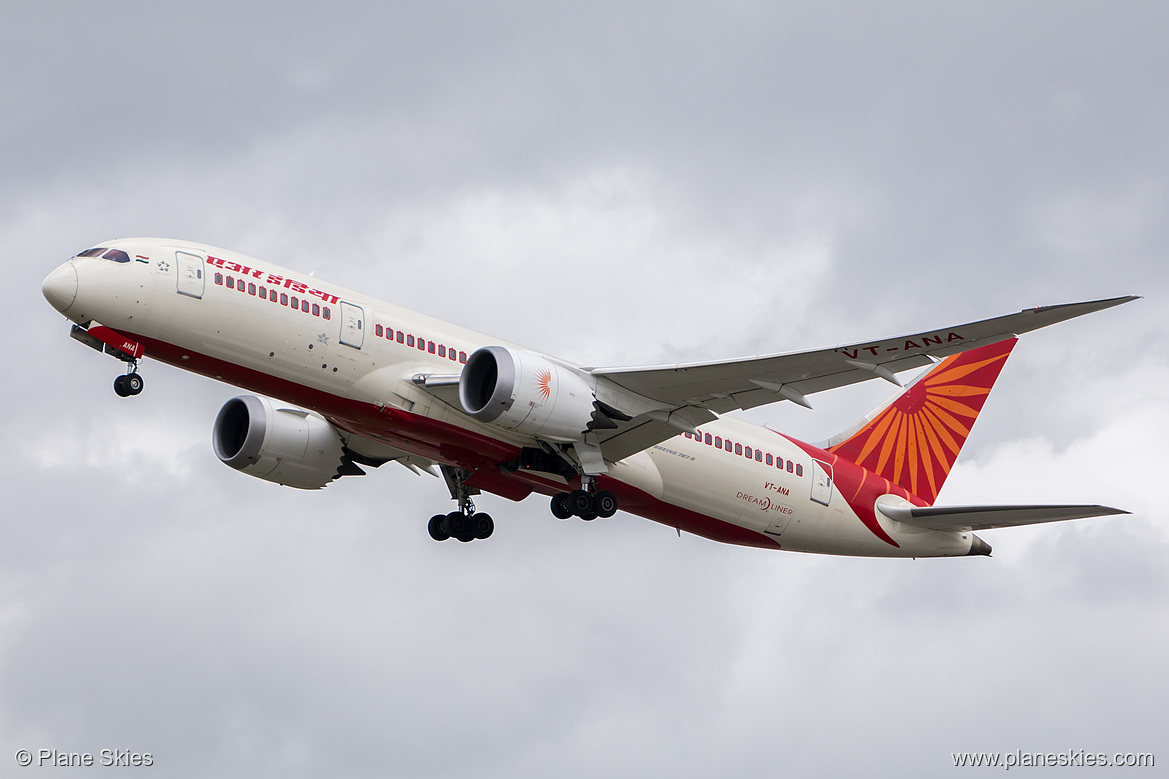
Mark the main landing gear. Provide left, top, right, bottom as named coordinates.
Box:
left=113, top=369, right=144, bottom=397
left=428, top=510, right=494, bottom=543
left=550, top=486, right=618, bottom=521
left=429, top=466, right=493, bottom=543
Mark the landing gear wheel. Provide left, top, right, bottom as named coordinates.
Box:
left=551, top=493, right=573, bottom=520
left=446, top=511, right=468, bottom=538
left=580, top=510, right=598, bottom=521
left=113, top=375, right=129, bottom=397
left=472, top=513, right=494, bottom=540
left=428, top=514, right=450, bottom=541
left=593, top=491, right=618, bottom=518
left=569, top=489, right=594, bottom=517
left=124, top=373, right=143, bottom=395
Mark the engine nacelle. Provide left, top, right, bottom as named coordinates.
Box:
left=459, top=346, right=598, bottom=442
left=212, top=395, right=355, bottom=489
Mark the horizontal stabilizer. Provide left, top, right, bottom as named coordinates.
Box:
left=876, top=502, right=1129, bottom=532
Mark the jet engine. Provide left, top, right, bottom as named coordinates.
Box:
left=459, top=346, right=598, bottom=442
left=212, top=395, right=363, bottom=489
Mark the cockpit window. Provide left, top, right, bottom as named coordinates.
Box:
left=77, top=247, right=107, bottom=257
left=102, top=249, right=131, bottom=263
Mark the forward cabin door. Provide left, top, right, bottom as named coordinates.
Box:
left=811, top=460, right=834, bottom=506
left=339, top=301, right=365, bottom=349
left=176, top=251, right=205, bottom=299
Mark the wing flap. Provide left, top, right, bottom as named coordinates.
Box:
left=876, top=502, right=1130, bottom=532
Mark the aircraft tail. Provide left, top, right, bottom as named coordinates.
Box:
left=825, top=337, right=1017, bottom=505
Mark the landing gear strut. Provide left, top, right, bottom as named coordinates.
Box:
left=113, top=368, right=144, bottom=397
left=430, top=467, right=493, bottom=543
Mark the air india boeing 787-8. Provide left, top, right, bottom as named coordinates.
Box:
left=41, top=239, right=1133, bottom=557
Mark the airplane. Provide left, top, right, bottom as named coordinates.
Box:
left=40, top=238, right=1134, bottom=558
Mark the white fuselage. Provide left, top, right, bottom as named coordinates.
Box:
left=43, top=238, right=979, bottom=557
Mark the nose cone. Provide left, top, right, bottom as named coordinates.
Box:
left=42, top=262, right=78, bottom=313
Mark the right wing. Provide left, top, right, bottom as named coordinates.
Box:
left=589, top=297, right=1137, bottom=462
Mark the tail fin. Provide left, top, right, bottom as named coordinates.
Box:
left=825, top=337, right=1017, bottom=505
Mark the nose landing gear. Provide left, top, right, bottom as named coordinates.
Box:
left=113, top=370, right=144, bottom=397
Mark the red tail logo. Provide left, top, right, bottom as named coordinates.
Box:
left=827, top=338, right=1017, bottom=504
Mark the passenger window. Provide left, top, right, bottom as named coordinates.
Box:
left=755, top=451, right=762, bottom=462
left=734, top=443, right=742, bottom=455
left=312, top=303, right=320, bottom=316
left=214, top=273, right=223, bottom=285
left=292, top=298, right=299, bottom=310
left=248, top=283, right=256, bottom=295
left=705, top=433, right=712, bottom=445
left=375, top=324, right=383, bottom=337
left=417, top=338, right=425, bottom=350
left=745, top=446, right=752, bottom=458
left=428, top=341, right=435, bottom=354
left=280, top=293, right=288, bottom=305
left=765, top=453, right=773, bottom=465
left=397, top=332, right=404, bottom=343
left=407, top=335, right=414, bottom=347
left=787, top=461, right=794, bottom=473
left=715, top=436, right=722, bottom=448
left=438, top=345, right=446, bottom=357
left=226, top=277, right=234, bottom=289
left=323, top=307, right=330, bottom=318
left=259, top=287, right=267, bottom=299
left=459, top=352, right=467, bottom=363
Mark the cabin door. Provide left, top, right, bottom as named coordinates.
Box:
left=176, top=252, right=205, bottom=299
left=811, top=460, right=834, bottom=506
left=339, top=301, right=365, bottom=349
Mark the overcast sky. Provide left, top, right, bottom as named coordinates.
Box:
left=3, top=2, right=1166, bottom=776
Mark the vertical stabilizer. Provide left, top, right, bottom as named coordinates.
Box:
left=825, top=337, right=1017, bottom=505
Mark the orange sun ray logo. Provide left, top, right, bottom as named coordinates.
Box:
left=827, top=338, right=1016, bottom=504
left=535, top=368, right=552, bottom=401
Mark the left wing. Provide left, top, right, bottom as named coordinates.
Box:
left=589, top=297, right=1137, bottom=461
left=875, top=502, right=1129, bottom=532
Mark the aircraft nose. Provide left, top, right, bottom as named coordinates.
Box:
left=42, top=262, right=78, bottom=313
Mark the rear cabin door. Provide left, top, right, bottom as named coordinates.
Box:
left=811, top=460, right=834, bottom=506
left=339, top=301, right=365, bottom=349
left=176, top=251, right=205, bottom=299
